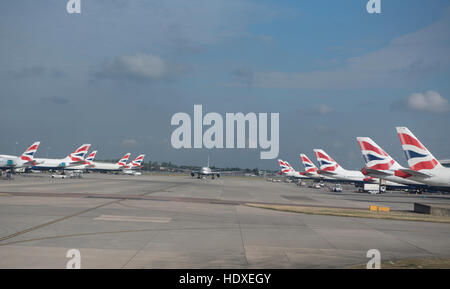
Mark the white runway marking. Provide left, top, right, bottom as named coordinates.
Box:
left=94, top=215, right=172, bottom=223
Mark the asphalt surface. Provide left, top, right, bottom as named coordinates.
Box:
left=0, top=173, right=449, bottom=268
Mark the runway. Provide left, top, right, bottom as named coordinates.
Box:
left=0, top=174, right=449, bottom=268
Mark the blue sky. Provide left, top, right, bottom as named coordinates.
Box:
left=0, top=0, right=449, bottom=170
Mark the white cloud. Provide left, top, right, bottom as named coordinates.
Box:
left=405, top=90, right=449, bottom=113
left=227, top=10, right=450, bottom=90
left=96, top=53, right=187, bottom=81
left=121, top=138, right=137, bottom=147
left=316, top=104, right=333, bottom=115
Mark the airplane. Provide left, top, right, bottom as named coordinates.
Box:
left=123, top=154, right=146, bottom=170
left=395, top=127, right=450, bottom=190
left=314, top=148, right=408, bottom=189
left=189, top=156, right=220, bottom=179
left=88, top=153, right=131, bottom=173
left=313, top=149, right=373, bottom=183
left=188, top=156, right=240, bottom=179
left=0, top=142, right=41, bottom=171
left=66, top=151, right=97, bottom=171
left=277, top=159, right=308, bottom=179
left=32, top=144, right=91, bottom=171
left=123, top=154, right=146, bottom=175
left=299, top=154, right=335, bottom=181
left=356, top=137, right=427, bottom=190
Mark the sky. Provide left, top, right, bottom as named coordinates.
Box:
left=0, top=0, right=449, bottom=170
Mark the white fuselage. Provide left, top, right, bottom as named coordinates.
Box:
left=89, top=162, right=124, bottom=172
left=326, top=168, right=406, bottom=187
left=321, top=168, right=367, bottom=182
left=306, top=171, right=335, bottom=181
left=32, top=157, right=79, bottom=170
left=66, top=163, right=91, bottom=171
left=0, top=154, right=30, bottom=168
left=408, top=167, right=450, bottom=187
left=200, top=167, right=212, bottom=175
left=281, top=170, right=307, bottom=179
left=365, top=169, right=426, bottom=186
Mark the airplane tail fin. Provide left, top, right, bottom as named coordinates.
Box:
left=20, top=141, right=40, bottom=162
left=69, top=144, right=91, bottom=162
left=84, top=150, right=97, bottom=165
left=130, top=154, right=146, bottom=168
left=84, top=151, right=97, bottom=167
left=277, top=159, right=292, bottom=174
left=300, top=154, right=318, bottom=173
left=117, top=153, right=131, bottom=167
left=356, top=137, right=400, bottom=171
left=313, top=149, right=340, bottom=172
left=396, top=127, right=442, bottom=172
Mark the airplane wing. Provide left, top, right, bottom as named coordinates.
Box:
left=398, top=169, right=431, bottom=179
left=303, top=172, right=314, bottom=176
left=177, top=168, right=200, bottom=174
left=212, top=170, right=240, bottom=174
left=318, top=170, right=337, bottom=176
left=363, top=168, right=392, bottom=177
left=22, top=160, right=37, bottom=167
left=65, top=161, right=85, bottom=167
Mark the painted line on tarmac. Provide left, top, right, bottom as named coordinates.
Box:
left=0, top=183, right=187, bottom=243
left=94, top=215, right=172, bottom=223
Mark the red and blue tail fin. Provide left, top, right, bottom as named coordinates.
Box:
left=85, top=151, right=97, bottom=162
left=277, top=159, right=292, bottom=174
left=130, top=154, right=145, bottom=168
left=396, top=127, right=442, bottom=172
left=356, top=137, right=400, bottom=171
left=84, top=150, right=97, bottom=166
left=313, top=149, right=340, bottom=172
left=69, top=144, right=91, bottom=162
left=299, top=154, right=318, bottom=173
left=20, top=141, right=40, bottom=162
left=117, top=153, right=131, bottom=167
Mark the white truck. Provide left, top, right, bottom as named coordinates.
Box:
left=362, top=183, right=386, bottom=194
left=363, top=183, right=380, bottom=194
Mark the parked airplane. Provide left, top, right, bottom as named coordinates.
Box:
left=313, top=149, right=374, bottom=183
left=299, top=154, right=334, bottom=181
left=123, top=154, right=146, bottom=175
left=32, top=144, right=91, bottom=171
left=88, top=153, right=131, bottom=173
left=314, top=148, right=406, bottom=189
left=0, top=142, right=41, bottom=171
left=356, top=137, right=426, bottom=189
left=277, top=159, right=308, bottom=179
left=395, top=127, right=450, bottom=190
left=124, top=154, right=146, bottom=170
left=66, top=151, right=97, bottom=171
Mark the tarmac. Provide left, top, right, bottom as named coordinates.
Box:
left=0, top=173, right=449, bottom=268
